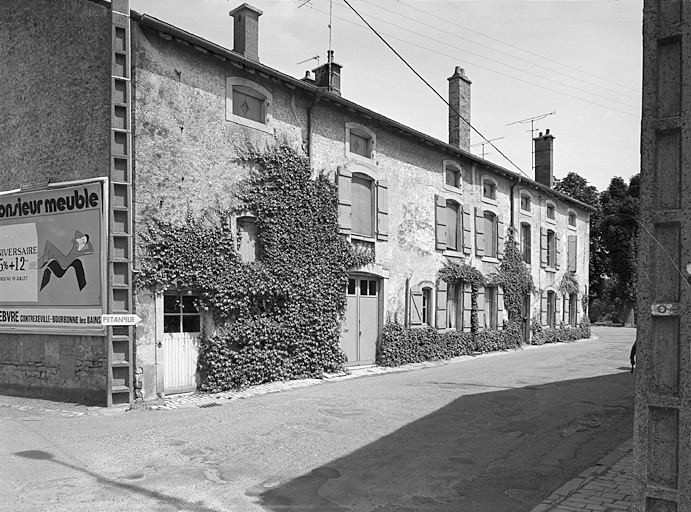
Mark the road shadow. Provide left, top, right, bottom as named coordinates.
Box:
left=253, top=371, right=634, bottom=512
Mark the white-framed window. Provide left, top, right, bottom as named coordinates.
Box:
left=482, top=178, right=497, bottom=202
left=568, top=210, right=577, bottom=228
left=446, top=200, right=462, bottom=251
left=546, top=202, right=556, bottom=221
left=346, top=123, right=375, bottom=162
left=520, top=222, right=531, bottom=264
left=546, top=290, right=556, bottom=328
left=569, top=293, right=578, bottom=326
left=567, top=235, right=577, bottom=273
left=163, top=293, right=201, bottom=333
left=547, top=229, right=556, bottom=268
left=237, top=216, right=260, bottom=262
left=443, top=161, right=462, bottom=192
left=225, top=77, right=272, bottom=132
left=446, top=283, right=464, bottom=330
left=351, top=172, right=375, bottom=238
left=484, top=211, right=498, bottom=258
left=422, top=287, right=433, bottom=327
left=520, top=193, right=532, bottom=212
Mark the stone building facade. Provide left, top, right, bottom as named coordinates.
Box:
left=0, top=0, right=592, bottom=404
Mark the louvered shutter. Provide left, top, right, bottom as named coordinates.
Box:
left=540, top=227, right=547, bottom=268
left=376, top=180, right=389, bottom=241
left=497, top=215, right=505, bottom=260
left=435, top=195, right=447, bottom=251
left=462, top=205, right=472, bottom=255
left=541, top=293, right=548, bottom=326
left=463, top=283, right=473, bottom=332
left=563, top=294, right=570, bottom=326
left=568, top=235, right=577, bottom=273
left=475, top=207, right=485, bottom=257
left=477, top=286, right=486, bottom=329
left=337, top=166, right=352, bottom=234
left=497, top=286, right=505, bottom=330
left=436, top=280, right=448, bottom=330
left=410, top=289, right=423, bottom=326
left=555, top=233, right=562, bottom=270
left=555, top=293, right=562, bottom=324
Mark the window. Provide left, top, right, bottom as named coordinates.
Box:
left=164, top=294, right=201, bottom=333
left=485, top=285, right=498, bottom=329
left=483, top=179, right=496, bottom=200
left=546, top=290, right=556, bottom=328
left=546, top=203, right=556, bottom=220
left=569, top=293, right=578, bottom=327
left=232, top=85, right=265, bottom=123
left=445, top=163, right=461, bottom=189
left=547, top=229, right=556, bottom=268
left=226, top=77, right=272, bottom=131
left=567, top=235, right=577, bottom=273
left=520, top=223, right=531, bottom=264
left=484, top=211, right=498, bottom=258
left=237, top=216, right=259, bottom=262
left=422, top=287, right=433, bottom=327
left=346, top=123, right=375, bottom=160
left=520, top=194, right=531, bottom=212
left=568, top=211, right=577, bottom=227
left=446, top=201, right=461, bottom=251
left=446, top=283, right=464, bottom=330
left=352, top=174, right=375, bottom=237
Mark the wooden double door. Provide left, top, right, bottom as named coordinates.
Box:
left=341, top=276, right=379, bottom=366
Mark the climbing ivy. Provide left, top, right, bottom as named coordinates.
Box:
left=438, top=260, right=485, bottom=333
left=559, top=272, right=580, bottom=296
left=138, top=141, right=372, bottom=392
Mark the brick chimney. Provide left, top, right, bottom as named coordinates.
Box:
left=313, top=50, right=342, bottom=96
left=448, top=66, right=471, bottom=151
left=533, top=129, right=555, bottom=187
left=229, top=3, right=263, bottom=62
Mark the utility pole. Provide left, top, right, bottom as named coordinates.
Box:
left=507, top=111, right=555, bottom=171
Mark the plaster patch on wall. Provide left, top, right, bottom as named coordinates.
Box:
left=397, top=203, right=434, bottom=257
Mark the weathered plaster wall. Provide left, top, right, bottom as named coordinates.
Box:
left=0, top=0, right=111, bottom=401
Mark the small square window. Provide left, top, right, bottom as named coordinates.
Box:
left=232, top=86, right=266, bottom=124
left=568, top=212, right=577, bottom=226
left=350, top=132, right=371, bottom=158
left=347, top=278, right=356, bottom=295
left=445, top=165, right=461, bottom=188
left=483, top=180, right=496, bottom=200
left=546, top=204, right=556, bottom=220
left=520, top=195, right=531, bottom=211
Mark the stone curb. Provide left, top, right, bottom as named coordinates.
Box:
left=530, top=438, right=633, bottom=512
left=148, top=334, right=602, bottom=411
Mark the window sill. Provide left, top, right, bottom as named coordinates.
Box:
left=568, top=224, right=577, bottom=231
left=351, top=234, right=376, bottom=243
left=444, top=184, right=462, bottom=195
left=481, top=197, right=498, bottom=206
left=545, top=267, right=557, bottom=273
left=443, top=249, right=464, bottom=258
left=545, top=217, right=557, bottom=225
left=227, top=114, right=272, bottom=133
left=346, top=152, right=376, bottom=166
left=519, top=209, right=532, bottom=216
left=481, top=256, right=499, bottom=264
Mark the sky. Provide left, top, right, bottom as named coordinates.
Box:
left=129, top=0, right=643, bottom=192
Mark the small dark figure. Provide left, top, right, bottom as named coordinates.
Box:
left=630, top=337, right=637, bottom=373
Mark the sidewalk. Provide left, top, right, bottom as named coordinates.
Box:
left=531, top=438, right=633, bottom=512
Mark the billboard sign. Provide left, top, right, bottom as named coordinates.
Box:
left=0, top=179, right=108, bottom=334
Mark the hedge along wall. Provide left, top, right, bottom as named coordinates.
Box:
left=138, top=142, right=373, bottom=392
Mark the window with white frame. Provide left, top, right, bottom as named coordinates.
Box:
left=485, top=285, right=498, bottom=329
left=163, top=293, right=201, bottom=333
left=351, top=173, right=375, bottom=238
left=422, top=287, right=433, bottom=327
left=520, top=222, right=531, bottom=264
left=568, top=211, right=577, bottom=227
left=444, top=162, right=462, bottom=190
left=520, top=193, right=532, bottom=212
left=546, top=203, right=556, bottom=221
left=484, top=211, right=498, bottom=258
left=569, top=293, right=578, bottom=326
left=483, top=179, right=497, bottom=201
left=346, top=123, right=375, bottom=160
left=237, top=216, right=259, bottom=262
left=547, top=229, right=556, bottom=268
left=226, top=77, right=272, bottom=131
left=446, top=283, right=463, bottom=330
left=446, top=200, right=462, bottom=251
left=546, top=290, right=556, bottom=328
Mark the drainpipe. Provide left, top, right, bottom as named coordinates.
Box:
left=307, top=89, right=325, bottom=169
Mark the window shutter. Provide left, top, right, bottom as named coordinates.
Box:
left=410, top=289, right=423, bottom=326
left=435, top=195, right=447, bottom=251
left=475, top=207, right=485, bottom=257
left=376, top=180, right=389, bottom=241
left=436, top=280, right=448, bottom=330
left=556, top=292, right=562, bottom=321
left=462, top=283, right=473, bottom=332
left=462, top=205, right=472, bottom=255
left=540, top=227, right=547, bottom=268
left=568, top=235, right=577, bottom=273
left=496, top=215, right=505, bottom=260
left=540, top=293, right=548, bottom=326
left=497, top=286, right=505, bottom=329
left=555, top=233, right=562, bottom=270
left=337, top=166, right=352, bottom=234
left=477, top=286, right=486, bottom=329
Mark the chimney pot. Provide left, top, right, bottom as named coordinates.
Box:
left=313, top=51, right=343, bottom=95
left=533, top=128, right=555, bottom=188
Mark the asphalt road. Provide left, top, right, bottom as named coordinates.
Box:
left=0, top=326, right=635, bottom=511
